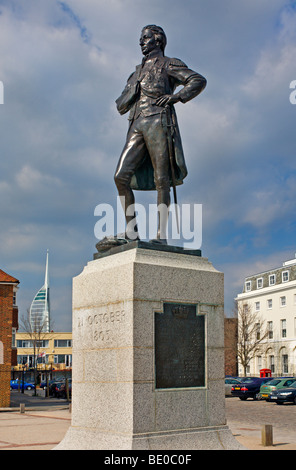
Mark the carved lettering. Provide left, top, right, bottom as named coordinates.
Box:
left=85, top=309, right=125, bottom=327
left=76, top=308, right=126, bottom=345
left=93, top=329, right=111, bottom=342
left=78, top=309, right=125, bottom=327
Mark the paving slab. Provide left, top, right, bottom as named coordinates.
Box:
left=0, top=409, right=71, bottom=450
left=0, top=392, right=295, bottom=451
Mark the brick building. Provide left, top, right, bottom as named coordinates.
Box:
left=0, top=269, right=19, bottom=407
left=224, top=317, right=238, bottom=376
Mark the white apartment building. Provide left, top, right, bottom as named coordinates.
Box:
left=236, top=254, right=296, bottom=377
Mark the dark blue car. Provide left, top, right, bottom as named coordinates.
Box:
left=270, top=386, right=296, bottom=405
left=10, top=379, right=35, bottom=390
left=231, top=377, right=272, bottom=400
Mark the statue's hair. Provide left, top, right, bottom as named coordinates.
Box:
left=142, top=25, right=167, bottom=52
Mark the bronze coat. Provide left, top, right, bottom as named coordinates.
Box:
left=116, top=55, right=206, bottom=191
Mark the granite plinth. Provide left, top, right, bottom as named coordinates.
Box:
left=93, top=239, right=202, bottom=259
left=55, top=245, right=244, bottom=450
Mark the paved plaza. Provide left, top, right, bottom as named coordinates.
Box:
left=0, top=392, right=295, bottom=450
left=226, top=396, right=296, bottom=450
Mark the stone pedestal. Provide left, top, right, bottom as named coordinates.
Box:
left=55, top=243, right=243, bottom=450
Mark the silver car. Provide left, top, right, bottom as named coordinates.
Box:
left=225, top=378, right=241, bottom=396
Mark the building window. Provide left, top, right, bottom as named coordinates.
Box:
left=282, top=271, right=289, bottom=282
left=280, top=296, right=286, bottom=307
left=255, top=301, right=260, bottom=311
left=245, top=281, right=251, bottom=292
left=281, top=319, right=287, bottom=338
left=54, top=339, right=72, bottom=348
left=268, top=321, right=273, bottom=339
left=269, top=274, right=276, bottom=286
left=17, top=339, right=49, bottom=348
left=255, top=323, right=261, bottom=340
left=0, top=341, right=3, bottom=364
left=257, top=355, right=262, bottom=373
left=282, top=354, right=289, bottom=374
left=37, top=340, right=49, bottom=348
left=37, top=354, right=47, bottom=364
left=269, top=355, right=275, bottom=374
left=257, top=278, right=263, bottom=289
left=54, top=354, right=72, bottom=366
left=17, top=340, right=33, bottom=348
left=17, top=355, right=34, bottom=367
left=267, top=299, right=272, bottom=309
left=11, top=328, right=16, bottom=348
left=13, top=291, right=17, bottom=306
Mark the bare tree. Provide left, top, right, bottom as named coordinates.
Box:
left=19, top=310, right=54, bottom=395
left=236, top=301, right=269, bottom=376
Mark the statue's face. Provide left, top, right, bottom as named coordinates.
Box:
left=139, top=28, right=157, bottom=56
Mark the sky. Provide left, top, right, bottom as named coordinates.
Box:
left=0, top=0, right=296, bottom=330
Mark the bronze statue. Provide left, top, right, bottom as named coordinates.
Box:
left=114, top=25, right=206, bottom=245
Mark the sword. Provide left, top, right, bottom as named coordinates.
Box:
left=164, top=105, right=180, bottom=234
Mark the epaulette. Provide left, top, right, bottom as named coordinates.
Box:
left=169, top=57, right=188, bottom=68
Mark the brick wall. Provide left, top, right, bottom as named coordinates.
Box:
left=0, top=366, right=11, bottom=407
left=0, top=284, right=13, bottom=407
left=224, top=317, right=238, bottom=377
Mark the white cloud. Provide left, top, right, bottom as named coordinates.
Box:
left=15, top=165, right=62, bottom=191
left=242, top=42, right=296, bottom=100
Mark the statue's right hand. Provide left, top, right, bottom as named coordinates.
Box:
left=155, top=94, right=179, bottom=107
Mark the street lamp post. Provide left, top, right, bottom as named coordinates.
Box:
left=21, top=364, right=26, bottom=394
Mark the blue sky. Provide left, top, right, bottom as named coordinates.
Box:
left=0, top=0, right=295, bottom=330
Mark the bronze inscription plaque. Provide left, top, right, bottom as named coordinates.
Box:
left=155, top=303, right=205, bottom=389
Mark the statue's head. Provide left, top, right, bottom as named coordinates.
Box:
left=140, top=25, right=167, bottom=55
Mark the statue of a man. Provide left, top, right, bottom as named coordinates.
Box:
left=114, top=25, right=206, bottom=244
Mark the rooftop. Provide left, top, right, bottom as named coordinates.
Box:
left=245, top=255, right=296, bottom=280
left=0, top=269, right=19, bottom=284
left=239, top=254, right=296, bottom=295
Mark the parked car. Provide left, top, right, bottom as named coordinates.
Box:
left=269, top=385, right=296, bottom=405
left=259, top=377, right=296, bottom=400
left=10, top=379, right=35, bottom=391
left=231, top=377, right=272, bottom=400
left=225, top=378, right=241, bottom=396
left=48, top=380, right=65, bottom=397
left=49, top=379, right=71, bottom=398
left=55, top=380, right=72, bottom=399
left=40, top=379, right=56, bottom=389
